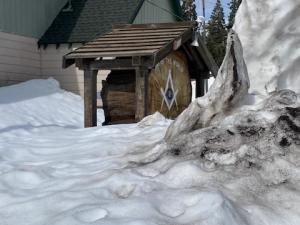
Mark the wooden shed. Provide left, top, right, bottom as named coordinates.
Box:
left=63, top=22, right=218, bottom=127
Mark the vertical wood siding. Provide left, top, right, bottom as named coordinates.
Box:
left=134, top=0, right=177, bottom=24
left=0, top=32, right=41, bottom=86
left=0, top=0, right=67, bottom=38
left=41, top=45, right=109, bottom=98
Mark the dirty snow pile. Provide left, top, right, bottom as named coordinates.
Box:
left=130, top=31, right=300, bottom=225
left=141, top=32, right=300, bottom=171
left=234, top=0, right=300, bottom=95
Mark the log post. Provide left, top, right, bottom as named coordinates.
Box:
left=84, top=69, right=98, bottom=127
left=135, top=67, right=149, bottom=121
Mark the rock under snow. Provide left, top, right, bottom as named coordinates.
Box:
left=234, top=0, right=300, bottom=95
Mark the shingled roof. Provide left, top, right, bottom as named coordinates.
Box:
left=38, top=0, right=144, bottom=45
left=39, top=0, right=182, bottom=45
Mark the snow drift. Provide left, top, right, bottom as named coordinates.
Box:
left=234, top=0, right=300, bottom=95
left=1, top=76, right=299, bottom=225
left=0, top=78, right=103, bottom=131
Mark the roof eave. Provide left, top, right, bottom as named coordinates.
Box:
left=128, top=0, right=145, bottom=23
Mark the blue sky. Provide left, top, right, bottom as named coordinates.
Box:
left=195, top=0, right=230, bottom=20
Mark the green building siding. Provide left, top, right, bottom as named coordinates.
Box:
left=134, top=0, right=177, bottom=24
left=0, top=0, right=67, bottom=38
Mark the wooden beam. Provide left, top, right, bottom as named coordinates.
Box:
left=66, top=50, right=156, bottom=59
left=181, top=44, right=194, bottom=62
left=74, top=45, right=162, bottom=53
left=89, top=40, right=171, bottom=46
left=84, top=69, right=98, bottom=128
left=84, top=41, right=168, bottom=48
left=90, top=59, right=133, bottom=70
left=92, top=35, right=178, bottom=41
left=75, top=58, right=94, bottom=70
left=193, top=36, right=219, bottom=77
left=185, top=44, right=206, bottom=71
left=144, top=69, right=149, bottom=117
left=110, top=28, right=188, bottom=35
left=153, top=28, right=193, bottom=65
left=90, top=57, right=154, bottom=70
left=140, top=56, right=155, bottom=69
left=135, top=67, right=149, bottom=121
left=62, top=56, right=75, bottom=68
left=103, top=31, right=183, bottom=38
left=132, top=56, right=141, bottom=66
left=112, top=22, right=194, bottom=30
left=88, top=38, right=172, bottom=45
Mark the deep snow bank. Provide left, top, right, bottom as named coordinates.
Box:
left=234, top=0, right=300, bottom=95
left=0, top=78, right=300, bottom=224
left=0, top=78, right=103, bottom=130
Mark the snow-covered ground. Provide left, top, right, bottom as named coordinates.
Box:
left=0, top=78, right=299, bottom=225
left=1, top=0, right=300, bottom=223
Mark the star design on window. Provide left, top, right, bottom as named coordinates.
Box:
left=160, top=70, right=178, bottom=111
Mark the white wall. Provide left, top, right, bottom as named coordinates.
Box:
left=0, top=31, right=41, bottom=86
left=0, top=32, right=109, bottom=99
left=41, top=44, right=109, bottom=98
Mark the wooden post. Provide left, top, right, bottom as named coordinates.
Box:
left=196, top=77, right=205, bottom=97
left=84, top=69, right=98, bottom=127
left=135, top=67, right=149, bottom=121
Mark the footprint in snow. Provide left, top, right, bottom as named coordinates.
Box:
left=2, top=170, right=44, bottom=189
left=75, top=208, right=108, bottom=223
left=158, top=203, right=186, bottom=218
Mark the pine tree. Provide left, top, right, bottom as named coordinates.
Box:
left=181, top=0, right=197, bottom=21
left=228, top=0, right=242, bottom=29
left=206, top=0, right=227, bottom=66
